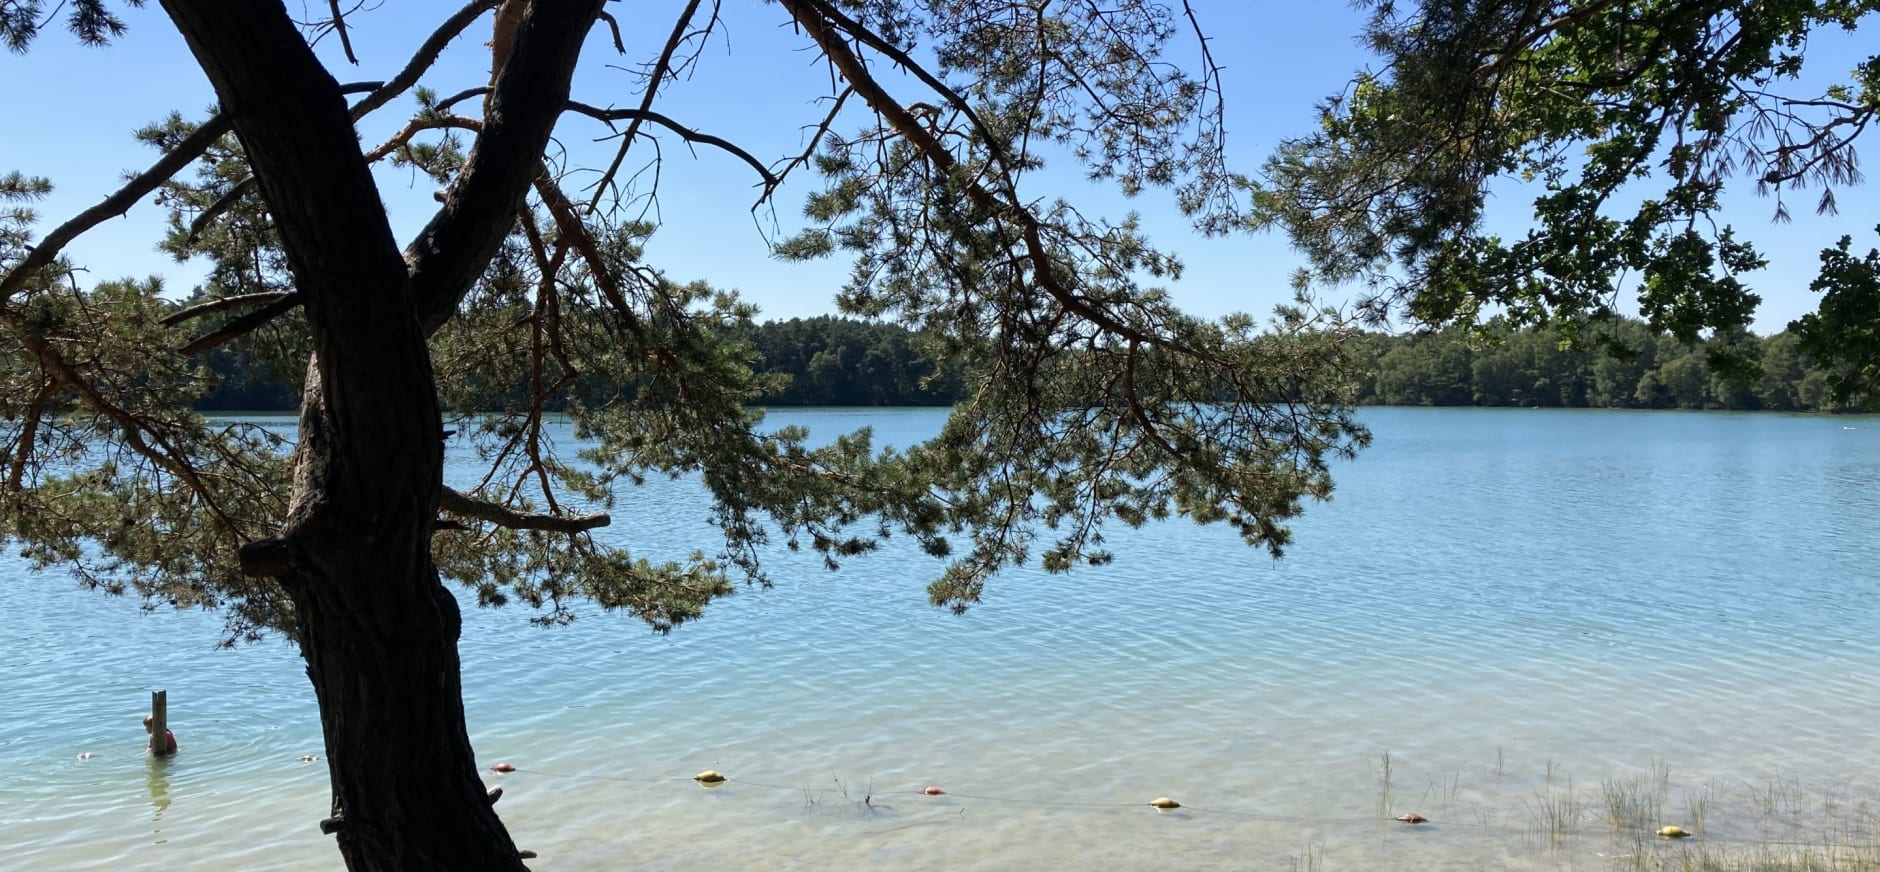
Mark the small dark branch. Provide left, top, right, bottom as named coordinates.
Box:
left=566, top=101, right=779, bottom=191
left=1, top=114, right=234, bottom=304
left=794, top=0, right=1018, bottom=186
left=585, top=0, right=705, bottom=214
left=487, top=787, right=504, bottom=805
left=365, top=115, right=484, bottom=163
left=178, top=294, right=304, bottom=356
left=435, top=86, right=490, bottom=112
left=317, top=815, right=346, bottom=836
left=185, top=178, right=257, bottom=244
left=1122, top=340, right=1183, bottom=460
left=596, top=11, right=625, bottom=53
left=327, top=0, right=359, bottom=64
left=239, top=536, right=293, bottom=578
left=351, top=0, right=500, bottom=119
left=771, top=87, right=853, bottom=195
left=161, top=290, right=297, bottom=326
left=440, top=486, right=610, bottom=532
left=6, top=374, right=59, bottom=491
left=531, top=171, right=647, bottom=336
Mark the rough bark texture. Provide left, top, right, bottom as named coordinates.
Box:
left=154, top=1, right=601, bottom=869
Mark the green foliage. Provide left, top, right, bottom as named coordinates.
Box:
left=1, top=0, right=135, bottom=52
left=1793, top=226, right=1880, bottom=408
left=1257, top=0, right=1880, bottom=390
left=1353, top=316, right=1862, bottom=412
left=2, top=0, right=1370, bottom=645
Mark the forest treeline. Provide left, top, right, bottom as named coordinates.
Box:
left=1347, top=319, right=1863, bottom=412
left=195, top=315, right=1864, bottom=413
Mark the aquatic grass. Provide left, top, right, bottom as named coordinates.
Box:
left=1650, top=840, right=1880, bottom=871
left=1526, top=776, right=1585, bottom=840
left=1750, top=772, right=1810, bottom=819
left=1685, top=787, right=1711, bottom=837
left=1289, top=842, right=1325, bottom=872
left=1604, top=760, right=1673, bottom=835
left=1417, top=770, right=1464, bottom=813
left=1376, top=751, right=1393, bottom=820
left=1605, top=775, right=1660, bottom=833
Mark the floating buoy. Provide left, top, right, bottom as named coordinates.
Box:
left=694, top=770, right=727, bottom=788
left=1658, top=825, right=1692, bottom=839
left=1396, top=813, right=1428, bottom=824
left=492, top=762, right=517, bottom=773
left=923, top=786, right=945, bottom=796
left=1149, top=797, right=1181, bottom=811
left=75, top=752, right=95, bottom=761
left=299, top=755, right=319, bottom=763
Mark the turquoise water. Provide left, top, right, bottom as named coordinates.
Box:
left=3, top=407, right=1879, bottom=870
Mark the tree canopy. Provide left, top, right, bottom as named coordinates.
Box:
left=1255, top=0, right=1880, bottom=405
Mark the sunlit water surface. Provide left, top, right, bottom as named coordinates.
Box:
left=3, top=408, right=1879, bottom=870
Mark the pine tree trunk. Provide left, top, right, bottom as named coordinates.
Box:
left=157, top=2, right=600, bottom=867
left=293, top=563, right=523, bottom=871
left=272, top=376, right=525, bottom=872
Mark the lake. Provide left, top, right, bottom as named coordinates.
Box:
left=3, top=407, right=1878, bottom=870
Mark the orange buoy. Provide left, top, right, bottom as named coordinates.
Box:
left=923, top=786, right=945, bottom=796
left=1396, top=813, right=1428, bottom=824
left=492, top=762, right=517, bottom=773
left=1149, top=797, right=1181, bottom=811
left=694, top=770, right=728, bottom=788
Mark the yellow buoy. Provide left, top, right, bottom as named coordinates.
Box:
left=1149, top=797, right=1181, bottom=811
left=1658, top=825, right=1692, bottom=839
left=694, top=770, right=728, bottom=788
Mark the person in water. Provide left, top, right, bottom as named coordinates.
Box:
left=143, top=715, right=178, bottom=756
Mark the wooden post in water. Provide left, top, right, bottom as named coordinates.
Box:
left=148, top=690, right=170, bottom=756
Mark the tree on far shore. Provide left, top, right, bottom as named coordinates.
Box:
left=1256, top=0, right=1880, bottom=408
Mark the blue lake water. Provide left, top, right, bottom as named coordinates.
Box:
left=3, top=407, right=1879, bottom=870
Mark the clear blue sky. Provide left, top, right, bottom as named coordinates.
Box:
left=2, top=1, right=1873, bottom=333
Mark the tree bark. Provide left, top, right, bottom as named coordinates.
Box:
left=155, top=1, right=600, bottom=869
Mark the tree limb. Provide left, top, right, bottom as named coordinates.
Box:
left=161, top=290, right=298, bottom=325
left=184, top=3, right=501, bottom=244
left=407, top=0, right=607, bottom=335
left=326, top=0, right=359, bottom=65
left=177, top=294, right=304, bottom=355
left=585, top=0, right=706, bottom=214
left=440, top=486, right=610, bottom=532
left=566, top=100, right=779, bottom=193
left=776, top=0, right=1178, bottom=354
left=0, top=113, right=233, bottom=304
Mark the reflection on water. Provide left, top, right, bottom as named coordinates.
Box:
left=145, top=757, right=171, bottom=823
left=2, top=408, right=1879, bottom=870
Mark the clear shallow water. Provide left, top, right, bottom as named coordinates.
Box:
left=3, top=407, right=1879, bottom=870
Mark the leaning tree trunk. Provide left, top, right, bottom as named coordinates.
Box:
left=265, top=368, right=526, bottom=871
left=158, top=1, right=600, bottom=869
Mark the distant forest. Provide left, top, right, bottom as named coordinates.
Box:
left=195, top=315, right=1865, bottom=413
